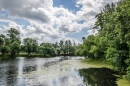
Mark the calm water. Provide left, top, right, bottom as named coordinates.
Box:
left=0, top=56, right=118, bottom=86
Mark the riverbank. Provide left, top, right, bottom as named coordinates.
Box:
left=81, top=58, right=130, bottom=86
left=0, top=54, right=53, bottom=61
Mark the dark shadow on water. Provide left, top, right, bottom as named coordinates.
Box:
left=79, top=67, right=118, bottom=86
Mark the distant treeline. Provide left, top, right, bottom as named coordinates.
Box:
left=0, top=28, right=78, bottom=57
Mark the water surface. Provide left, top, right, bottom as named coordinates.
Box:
left=0, top=56, right=118, bottom=86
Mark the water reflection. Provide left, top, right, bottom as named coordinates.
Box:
left=0, top=56, right=118, bottom=86
left=79, top=68, right=118, bottom=86
left=0, top=59, right=18, bottom=85
left=17, top=57, right=25, bottom=86
left=0, top=62, right=9, bottom=86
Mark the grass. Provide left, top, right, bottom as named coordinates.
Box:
left=81, top=58, right=130, bottom=86
left=81, top=58, right=112, bottom=68
left=117, top=78, right=130, bottom=86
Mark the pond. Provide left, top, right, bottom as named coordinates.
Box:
left=0, top=56, right=118, bottom=86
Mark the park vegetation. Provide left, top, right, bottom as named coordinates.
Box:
left=74, top=0, right=130, bottom=80
left=0, top=28, right=77, bottom=58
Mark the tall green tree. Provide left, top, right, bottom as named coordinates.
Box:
left=38, top=43, right=57, bottom=57
left=59, top=40, right=64, bottom=55
left=0, top=34, right=11, bottom=55
left=1, top=45, right=10, bottom=55
left=7, top=28, right=20, bottom=44
left=23, top=38, right=38, bottom=56
left=10, top=41, right=21, bottom=56
left=92, top=0, right=130, bottom=78
left=7, top=28, right=21, bottom=56
left=0, top=34, right=5, bottom=47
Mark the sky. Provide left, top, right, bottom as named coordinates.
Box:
left=0, top=0, right=117, bottom=44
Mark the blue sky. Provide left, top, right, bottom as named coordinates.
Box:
left=53, top=0, right=87, bottom=41
left=53, top=0, right=81, bottom=12
left=0, top=0, right=117, bottom=43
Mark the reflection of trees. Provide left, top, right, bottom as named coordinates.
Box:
left=1, top=59, right=25, bottom=85
left=6, top=61, right=18, bottom=85
left=79, top=68, right=118, bottom=86
left=0, top=62, right=9, bottom=86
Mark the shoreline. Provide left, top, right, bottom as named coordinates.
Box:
left=81, top=58, right=130, bottom=86
left=0, top=54, right=77, bottom=61
left=0, top=54, right=52, bottom=61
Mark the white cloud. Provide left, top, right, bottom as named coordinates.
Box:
left=75, top=5, right=80, bottom=8
left=75, top=0, right=118, bottom=36
left=0, top=0, right=118, bottom=43
left=87, top=29, right=98, bottom=36
left=0, top=0, right=54, bottom=23
left=76, top=0, right=117, bottom=26
left=0, top=19, right=15, bottom=24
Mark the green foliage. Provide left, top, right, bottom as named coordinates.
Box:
left=0, top=34, right=5, bottom=46
left=89, top=45, right=99, bottom=58
left=10, top=41, right=21, bottom=56
left=38, top=43, right=57, bottom=57
left=0, top=26, right=77, bottom=59
left=94, top=0, right=130, bottom=73
left=1, top=45, right=10, bottom=55
left=0, top=28, right=76, bottom=57
left=7, top=28, right=20, bottom=44
left=75, top=35, right=98, bottom=58
left=23, top=38, right=38, bottom=56
left=124, top=66, right=130, bottom=80
left=106, top=47, right=118, bottom=59
left=54, top=40, right=76, bottom=56
left=75, top=0, right=130, bottom=80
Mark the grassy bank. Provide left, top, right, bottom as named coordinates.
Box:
left=81, top=58, right=130, bottom=86
left=81, top=58, right=112, bottom=68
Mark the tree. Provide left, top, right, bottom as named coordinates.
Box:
left=82, top=37, right=86, bottom=42
left=0, top=34, right=6, bottom=54
left=76, top=0, right=130, bottom=75
left=54, top=42, right=60, bottom=55
left=10, top=41, right=21, bottom=56
left=0, top=34, right=11, bottom=55
left=23, top=38, right=38, bottom=56
left=1, top=45, right=10, bottom=55
left=7, top=28, right=20, bottom=44
left=0, top=34, right=5, bottom=46
left=5, top=28, right=21, bottom=56
left=92, top=0, right=130, bottom=74
left=59, top=40, right=64, bottom=55
left=38, top=43, right=57, bottom=57
left=65, top=40, right=69, bottom=54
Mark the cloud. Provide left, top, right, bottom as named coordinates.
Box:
left=54, top=7, right=84, bottom=33
left=75, top=5, right=80, bottom=8
left=0, top=19, right=15, bottom=24
left=87, top=29, right=98, bottom=36
left=0, top=0, right=54, bottom=23
left=75, top=0, right=118, bottom=36
left=76, top=0, right=117, bottom=24
left=0, top=0, right=118, bottom=43
left=28, top=21, right=62, bottom=39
